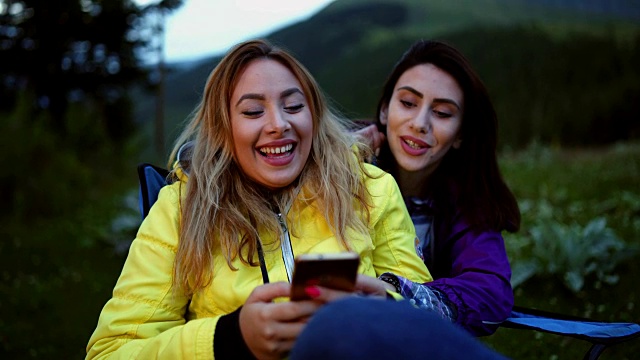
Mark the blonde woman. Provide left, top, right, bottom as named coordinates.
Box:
left=86, top=39, right=431, bottom=360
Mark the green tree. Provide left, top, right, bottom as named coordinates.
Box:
left=0, top=0, right=183, bottom=141
left=0, top=0, right=186, bottom=223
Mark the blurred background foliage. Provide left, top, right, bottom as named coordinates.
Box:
left=1, top=0, right=639, bottom=358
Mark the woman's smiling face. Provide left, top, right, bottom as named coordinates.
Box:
left=380, top=63, right=463, bottom=176
left=230, top=58, right=313, bottom=190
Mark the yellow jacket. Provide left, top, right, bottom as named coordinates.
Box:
left=86, top=164, right=432, bottom=359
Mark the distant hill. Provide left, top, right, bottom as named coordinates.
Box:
left=522, top=0, right=640, bottom=20
left=135, top=0, right=640, bottom=159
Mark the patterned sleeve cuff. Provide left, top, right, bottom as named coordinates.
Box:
left=393, top=274, right=458, bottom=323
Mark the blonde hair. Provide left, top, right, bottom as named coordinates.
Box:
left=168, top=39, right=373, bottom=296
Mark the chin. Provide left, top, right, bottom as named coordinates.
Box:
left=396, top=159, right=425, bottom=172
left=263, top=175, right=299, bottom=189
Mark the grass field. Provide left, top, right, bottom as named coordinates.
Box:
left=1, top=142, right=638, bottom=359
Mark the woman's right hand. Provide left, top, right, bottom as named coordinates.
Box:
left=239, top=282, right=322, bottom=360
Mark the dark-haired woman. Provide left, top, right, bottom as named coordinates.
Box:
left=357, top=39, right=521, bottom=336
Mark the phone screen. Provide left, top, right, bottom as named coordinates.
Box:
left=290, top=252, right=360, bottom=301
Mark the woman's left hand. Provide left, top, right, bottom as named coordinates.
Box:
left=354, top=274, right=395, bottom=297
left=303, top=274, right=393, bottom=304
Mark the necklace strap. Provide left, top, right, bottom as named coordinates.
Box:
left=257, top=242, right=270, bottom=284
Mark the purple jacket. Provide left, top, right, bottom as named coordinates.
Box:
left=398, top=197, right=514, bottom=337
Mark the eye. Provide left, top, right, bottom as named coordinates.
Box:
left=242, top=108, right=263, bottom=117
left=400, top=100, right=415, bottom=108
left=433, top=110, right=452, bottom=118
left=284, top=104, right=304, bottom=113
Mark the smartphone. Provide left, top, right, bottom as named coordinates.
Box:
left=290, top=252, right=360, bottom=301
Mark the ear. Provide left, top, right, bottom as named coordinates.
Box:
left=379, top=104, right=389, bottom=125
left=453, top=137, right=462, bottom=149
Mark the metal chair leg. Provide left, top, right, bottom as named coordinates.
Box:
left=584, top=343, right=606, bottom=360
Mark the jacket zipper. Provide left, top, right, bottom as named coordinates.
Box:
left=277, top=212, right=295, bottom=282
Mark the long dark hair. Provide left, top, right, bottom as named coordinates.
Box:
left=375, top=40, right=520, bottom=233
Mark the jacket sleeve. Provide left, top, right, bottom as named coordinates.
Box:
left=427, top=224, right=513, bottom=336
left=366, top=166, right=433, bottom=284
left=392, top=227, right=513, bottom=336
left=86, top=184, right=219, bottom=360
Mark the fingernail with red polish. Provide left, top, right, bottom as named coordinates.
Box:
left=304, top=286, right=321, bottom=298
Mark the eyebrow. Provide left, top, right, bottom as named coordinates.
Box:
left=433, top=98, right=462, bottom=110
left=235, top=87, right=304, bottom=107
left=235, top=93, right=264, bottom=107
left=281, top=87, right=304, bottom=98
left=397, top=86, right=424, bottom=98
left=396, top=86, right=461, bottom=110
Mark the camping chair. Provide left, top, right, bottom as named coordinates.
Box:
left=136, top=162, right=640, bottom=360
left=502, top=306, right=640, bottom=360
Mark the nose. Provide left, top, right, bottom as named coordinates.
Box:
left=410, top=107, right=430, bottom=134
left=266, top=109, right=291, bottom=134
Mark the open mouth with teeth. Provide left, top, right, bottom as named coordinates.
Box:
left=404, top=139, right=424, bottom=149
left=258, top=143, right=295, bottom=158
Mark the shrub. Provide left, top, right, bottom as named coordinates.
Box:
left=509, top=199, right=638, bottom=293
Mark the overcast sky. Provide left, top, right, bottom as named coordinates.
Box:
left=138, top=0, right=336, bottom=62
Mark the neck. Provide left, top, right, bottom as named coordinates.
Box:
left=394, top=165, right=433, bottom=199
